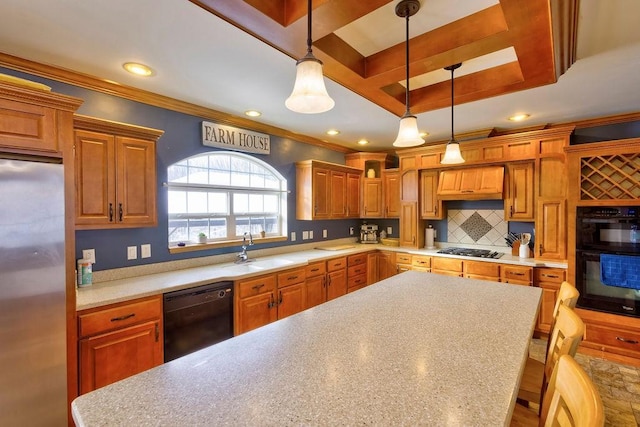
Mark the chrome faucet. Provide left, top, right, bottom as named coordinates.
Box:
left=236, top=232, right=254, bottom=263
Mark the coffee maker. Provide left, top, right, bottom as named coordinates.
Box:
left=360, top=224, right=379, bottom=244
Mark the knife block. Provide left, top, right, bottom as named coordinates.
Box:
left=511, top=241, right=520, bottom=256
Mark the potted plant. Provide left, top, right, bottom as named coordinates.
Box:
left=198, top=232, right=207, bottom=244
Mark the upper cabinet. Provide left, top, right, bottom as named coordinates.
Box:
left=345, top=152, right=397, bottom=219
left=383, top=169, right=400, bottom=218
left=436, top=166, right=504, bottom=200
left=420, top=170, right=444, bottom=219
left=0, top=81, right=82, bottom=157
left=296, top=160, right=362, bottom=220
left=505, top=162, right=534, bottom=221
left=74, top=115, right=163, bottom=229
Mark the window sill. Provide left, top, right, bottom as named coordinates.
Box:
left=168, top=236, right=288, bottom=254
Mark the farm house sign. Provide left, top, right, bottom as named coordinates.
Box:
left=202, top=121, right=270, bottom=155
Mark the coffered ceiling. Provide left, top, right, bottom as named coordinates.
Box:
left=0, top=0, right=638, bottom=151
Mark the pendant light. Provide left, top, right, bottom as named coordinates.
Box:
left=392, top=0, right=424, bottom=148
left=441, top=63, right=465, bottom=164
left=285, top=0, right=335, bottom=114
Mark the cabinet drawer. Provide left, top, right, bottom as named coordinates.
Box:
left=327, top=257, right=347, bottom=272
left=501, top=265, right=532, bottom=283
left=277, top=268, right=306, bottom=287
left=432, top=257, right=463, bottom=272
left=464, top=261, right=499, bottom=277
left=396, top=253, right=412, bottom=264
left=534, top=267, right=566, bottom=284
left=237, top=274, right=276, bottom=299
left=305, top=261, right=326, bottom=278
left=411, top=255, right=431, bottom=268
left=79, top=296, right=162, bottom=338
left=584, top=323, right=640, bottom=356
left=348, top=273, right=367, bottom=289
left=348, top=264, right=367, bottom=277
left=348, top=253, right=367, bottom=266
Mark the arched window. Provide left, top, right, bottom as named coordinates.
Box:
left=167, top=152, right=287, bottom=246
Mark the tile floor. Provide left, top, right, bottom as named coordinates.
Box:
left=529, top=339, right=640, bottom=426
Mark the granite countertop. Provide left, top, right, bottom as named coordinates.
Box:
left=76, top=241, right=565, bottom=310
left=72, top=271, right=542, bottom=426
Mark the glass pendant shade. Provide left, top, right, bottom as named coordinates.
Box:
left=392, top=114, right=424, bottom=147
left=441, top=140, right=465, bottom=164
left=285, top=55, right=334, bottom=114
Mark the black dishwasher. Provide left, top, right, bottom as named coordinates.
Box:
left=163, top=281, right=233, bottom=362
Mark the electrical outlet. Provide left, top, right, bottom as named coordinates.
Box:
left=82, top=248, right=96, bottom=264
left=323, top=229, right=327, bottom=238
left=309, top=230, right=313, bottom=239
left=302, top=231, right=309, bottom=240
left=127, top=246, right=137, bottom=260
left=291, top=231, right=296, bottom=241
left=141, top=244, right=151, bottom=258
left=349, top=227, right=354, bottom=235
left=387, top=226, right=392, bottom=236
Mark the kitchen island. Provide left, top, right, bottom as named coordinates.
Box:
left=72, top=271, right=541, bottom=426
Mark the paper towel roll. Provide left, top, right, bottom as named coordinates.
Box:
left=425, top=227, right=435, bottom=249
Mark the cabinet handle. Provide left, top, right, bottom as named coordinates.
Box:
left=314, top=205, right=318, bottom=215
left=616, top=336, right=639, bottom=344
left=327, top=275, right=331, bottom=287
left=311, top=268, right=319, bottom=272
left=111, top=313, right=135, bottom=322
left=322, top=276, right=326, bottom=288
left=385, top=206, right=388, bottom=216
left=155, top=323, right=159, bottom=342
left=278, top=291, right=283, bottom=305
left=510, top=272, right=526, bottom=276
left=288, top=275, right=299, bottom=281
left=252, top=284, right=265, bottom=291
left=109, top=203, right=114, bottom=222
left=434, top=205, right=438, bottom=215
left=542, top=274, right=559, bottom=279
left=412, top=236, right=415, bottom=245
left=268, top=294, right=275, bottom=309
left=510, top=206, right=513, bottom=218
left=461, top=190, right=474, bottom=193
left=119, top=203, right=123, bottom=222
left=539, top=244, right=543, bottom=256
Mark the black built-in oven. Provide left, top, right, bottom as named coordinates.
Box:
left=576, top=206, right=640, bottom=317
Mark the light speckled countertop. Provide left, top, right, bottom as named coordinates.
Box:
left=72, top=271, right=542, bottom=426
left=76, top=241, right=565, bottom=310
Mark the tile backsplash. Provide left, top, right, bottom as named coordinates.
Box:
left=447, top=209, right=508, bottom=246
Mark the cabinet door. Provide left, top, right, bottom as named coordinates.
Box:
left=0, top=97, right=58, bottom=154
left=75, top=130, right=116, bottom=226
left=236, top=293, right=277, bottom=334
left=506, top=162, right=534, bottom=221
left=330, top=170, right=346, bottom=218
left=326, top=269, right=347, bottom=301
left=399, top=201, right=418, bottom=247
left=367, top=252, right=379, bottom=285
left=420, top=170, right=443, bottom=219
left=379, top=251, right=397, bottom=280
left=306, top=275, right=326, bottom=309
left=536, top=199, right=567, bottom=260
left=346, top=172, right=361, bottom=218
left=537, top=284, right=559, bottom=333
left=362, top=178, right=383, bottom=217
left=312, top=167, right=331, bottom=219
left=277, top=283, right=305, bottom=320
left=116, top=136, right=157, bottom=226
left=79, top=320, right=162, bottom=394
left=383, top=171, right=400, bottom=217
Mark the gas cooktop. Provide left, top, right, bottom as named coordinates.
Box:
left=437, top=247, right=504, bottom=259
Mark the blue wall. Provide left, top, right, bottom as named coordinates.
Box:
left=1, top=67, right=366, bottom=271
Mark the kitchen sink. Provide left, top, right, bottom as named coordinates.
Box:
left=227, top=258, right=295, bottom=272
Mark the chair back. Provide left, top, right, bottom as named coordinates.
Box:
left=540, top=355, right=604, bottom=427
left=543, top=305, right=585, bottom=388
left=552, top=282, right=579, bottom=319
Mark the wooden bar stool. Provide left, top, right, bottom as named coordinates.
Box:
left=511, top=354, right=604, bottom=427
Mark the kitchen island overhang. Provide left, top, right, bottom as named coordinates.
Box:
left=72, top=271, right=542, bottom=426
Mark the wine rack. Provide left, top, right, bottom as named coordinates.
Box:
left=580, top=152, right=640, bottom=200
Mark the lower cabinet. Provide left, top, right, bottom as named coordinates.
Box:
left=534, top=267, right=566, bottom=334
left=577, top=308, right=640, bottom=365
left=463, top=260, right=500, bottom=281
left=347, top=253, right=368, bottom=292
left=431, top=257, right=463, bottom=277
left=501, top=265, right=533, bottom=286
left=327, top=257, right=348, bottom=301
left=305, top=261, right=328, bottom=309
left=411, top=255, right=431, bottom=272
left=276, top=268, right=307, bottom=319
left=78, top=295, right=163, bottom=395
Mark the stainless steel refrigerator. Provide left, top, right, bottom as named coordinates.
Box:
left=0, top=158, right=68, bottom=425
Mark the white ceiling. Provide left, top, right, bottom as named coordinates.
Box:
left=0, top=0, right=638, bottom=151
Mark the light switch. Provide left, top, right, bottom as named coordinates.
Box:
left=302, top=231, right=309, bottom=240
left=309, top=230, right=314, bottom=239
left=291, top=232, right=296, bottom=242
left=82, top=249, right=96, bottom=264
left=323, top=229, right=327, bottom=238
left=127, top=246, right=137, bottom=260
left=387, top=227, right=393, bottom=236
left=141, top=244, right=151, bottom=258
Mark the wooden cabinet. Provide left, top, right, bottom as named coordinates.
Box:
left=78, top=296, right=163, bottom=394
left=383, top=169, right=401, bottom=218
left=411, top=255, right=431, bottom=272
left=432, top=257, right=463, bottom=277
left=235, top=274, right=278, bottom=335
left=362, top=178, right=383, bottom=217
left=326, top=257, right=348, bottom=301
left=396, top=252, right=413, bottom=274
left=505, top=162, right=534, bottom=221
left=368, top=250, right=396, bottom=284
left=347, top=253, right=368, bottom=292
left=276, top=268, right=306, bottom=319
left=296, top=160, right=362, bottom=220
left=305, top=261, right=327, bottom=309
left=577, top=308, right=640, bottom=365
left=534, top=267, right=566, bottom=334
left=464, top=260, right=500, bottom=281
left=74, top=116, right=162, bottom=229
left=501, top=264, right=533, bottom=286
left=437, top=166, right=504, bottom=200
left=420, top=170, right=444, bottom=219
left=536, top=199, right=566, bottom=260
left=399, top=169, right=424, bottom=248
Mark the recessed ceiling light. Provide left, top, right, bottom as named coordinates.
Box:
left=326, top=129, right=340, bottom=136
left=123, top=62, right=154, bottom=77
left=508, top=113, right=530, bottom=122
left=357, top=139, right=369, bottom=145
left=245, top=110, right=261, bottom=117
